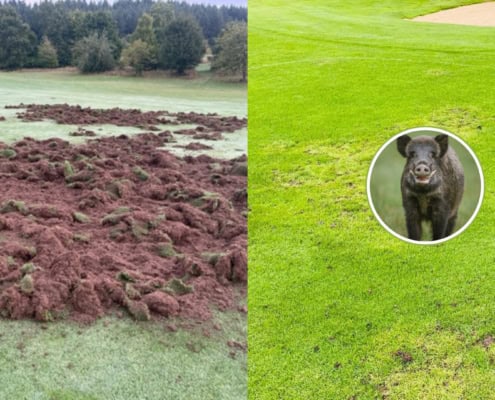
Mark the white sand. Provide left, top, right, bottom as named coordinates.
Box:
left=412, top=2, right=495, bottom=27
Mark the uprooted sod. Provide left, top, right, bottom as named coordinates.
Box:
left=0, top=133, right=247, bottom=323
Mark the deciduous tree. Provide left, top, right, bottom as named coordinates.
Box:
left=72, top=11, right=122, bottom=59
left=37, top=36, right=59, bottom=68
left=212, top=21, right=247, bottom=82
left=156, top=16, right=204, bottom=74
left=72, top=32, right=115, bottom=73
left=121, top=39, right=154, bottom=75
left=129, top=13, right=157, bottom=67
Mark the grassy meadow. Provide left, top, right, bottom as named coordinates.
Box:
left=0, top=69, right=246, bottom=399
left=249, top=1, right=495, bottom=398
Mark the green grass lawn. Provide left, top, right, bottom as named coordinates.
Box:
left=0, top=68, right=246, bottom=115
left=249, top=1, right=495, bottom=398
left=0, top=70, right=247, bottom=399
left=0, top=312, right=246, bottom=400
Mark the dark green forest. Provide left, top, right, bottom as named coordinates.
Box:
left=0, top=0, right=247, bottom=77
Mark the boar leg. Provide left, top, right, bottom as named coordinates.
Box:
left=403, top=197, right=422, bottom=240
left=431, top=200, right=450, bottom=240
left=445, top=214, right=457, bottom=236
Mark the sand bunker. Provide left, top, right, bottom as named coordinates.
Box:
left=412, top=2, right=495, bottom=27
left=0, top=133, right=247, bottom=323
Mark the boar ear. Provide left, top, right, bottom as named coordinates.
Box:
left=435, top=134, right=448, bottom=157
left=397, top=135, right=411, bottom=157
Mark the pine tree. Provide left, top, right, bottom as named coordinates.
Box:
left=150, top=1, right=175, bottom=37
left=121, top=39, right=154, bottom=76
left=0, top=6, right=36, bottom=70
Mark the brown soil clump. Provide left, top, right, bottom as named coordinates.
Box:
left=69, top=127, right=97, bottom=137
left=183, top=142, right=214, bottom=151
left=0, top=133, right=246, bottom=323
left=193, top=132, right=223, bottom=141
left=7, top=103, right=247, bottom=134
left=394, top=350, right=413, bottom=364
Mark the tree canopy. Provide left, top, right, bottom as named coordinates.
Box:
left=121, top=39, right=154, bottom=75
left=72, top=10, right=122, bottom=58
left=212, top=21, right=247, bottom=81
left=72, top=32, right=115, bottom=73
left=37, top=36, right=59, bottom=68
left=0, top=6, right=36, bottom=70
left=156, top=16, right=205, bottom=74
left=0, top=0, right=247, bottom=74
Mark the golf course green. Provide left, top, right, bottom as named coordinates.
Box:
left=249, top=1, right=495, bottom=398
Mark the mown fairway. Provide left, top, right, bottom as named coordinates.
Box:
left=0, top=69, right=246, bottom=115
left=0, top=313, right=246, bottom=400
left=249, top=1, right=495, bottom=398
left=0, top=69, right=246, bottom=399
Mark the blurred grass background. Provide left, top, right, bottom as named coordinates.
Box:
left=369, top=131, right=482, bottom=239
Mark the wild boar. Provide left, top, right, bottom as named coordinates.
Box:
left=397, top=134, right=464, bottom=241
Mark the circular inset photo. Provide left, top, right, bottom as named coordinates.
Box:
left=367, top=127, right=484, bottom=244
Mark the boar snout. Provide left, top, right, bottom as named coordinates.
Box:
left=413, top=163, right=431, bottom=177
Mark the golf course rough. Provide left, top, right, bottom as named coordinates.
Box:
left=0, top=131, right=247, bottom=323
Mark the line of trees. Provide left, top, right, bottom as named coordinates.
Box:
left=0, top=0, right=247, bottom=80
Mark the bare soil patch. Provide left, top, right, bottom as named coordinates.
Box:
left=0, top=132, right=246, bottom=323
left=6, top=103, right=246, bottom=134
left=412, top=2, right=495, bottom=27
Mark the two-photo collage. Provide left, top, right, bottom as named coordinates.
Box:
left=0, top=0, right=494, bottom=399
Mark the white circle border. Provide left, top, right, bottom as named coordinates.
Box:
left=366, top=126, right=485, bottom=245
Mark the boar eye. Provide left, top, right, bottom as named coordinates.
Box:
left=430, top=151, right=436, bottom=157
left=409, top=151, right=416, bottom=158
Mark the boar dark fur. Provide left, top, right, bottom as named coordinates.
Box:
left=397, top=134, right=464, bottom=241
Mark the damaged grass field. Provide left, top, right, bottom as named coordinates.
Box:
left=0, top=69, right=246, bottom=399
left=249, top=0, right=495, bottom=399
left=0, top=131, right=246, bottom=322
